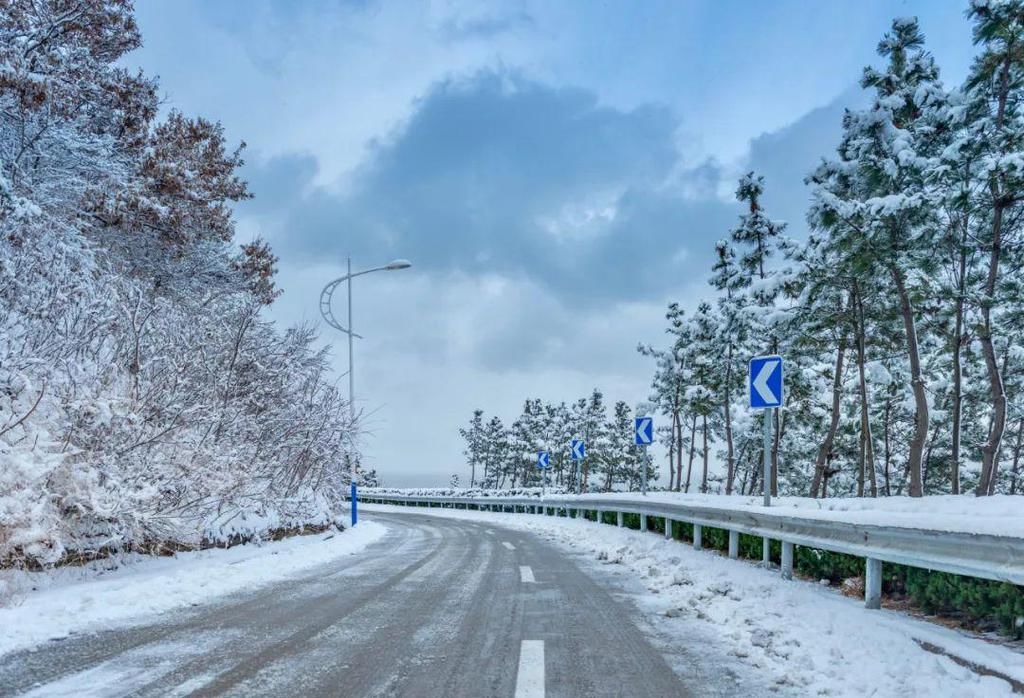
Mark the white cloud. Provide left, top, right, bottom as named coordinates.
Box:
left=126, top=0, right=981, bottom=487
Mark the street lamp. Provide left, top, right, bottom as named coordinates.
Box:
left=319, top=257, right=411, bottom=526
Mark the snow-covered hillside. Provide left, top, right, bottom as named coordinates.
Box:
left=0, top=2, right=362, bottom=570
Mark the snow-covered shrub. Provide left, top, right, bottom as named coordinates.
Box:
left=0, top=0, right=358, bottom=569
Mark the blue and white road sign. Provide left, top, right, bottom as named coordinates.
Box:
left=634, top=417, right=654, bottom=445
left=537, top=451, right=550, bottom=469
left=570, top=439, right=585, bottom=460
left=749, top=355, right=784, bottom=409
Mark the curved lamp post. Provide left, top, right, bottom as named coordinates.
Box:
left=320, top=257, right=411, bottom=525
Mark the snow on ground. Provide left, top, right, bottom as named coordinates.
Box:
left=0, top=521, right=386, bottom=657
left=365, top=488, right=1024, bottom=538
left=362, top=503, right=1024, bottom=697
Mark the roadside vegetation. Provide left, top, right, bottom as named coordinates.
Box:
left=0, top=1, right=362, bottom=571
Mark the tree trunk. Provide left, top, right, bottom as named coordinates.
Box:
left=1010, top=419, right=1024, bottom=496
left=883, top=398, right=892, bottom=496
left=724, top=346, right=737, bottom=494
left=769, top=336, right=781, bottom=496
left=950, top=222, right=967, bottom=495
left=977, top=52, right=1012, bottom=497
left=668, top=408, right=678, bottom=491
left=853, top=280, right=877, bottom=497
left=675, top=410, right=685, bottom=492
left=811, top=339, right=846, bottom=498
left=890, top=264, right=927, bottom=497
left=977, top=200, right=1007, bottom=496
left=700, top=414, right=709, bottom=493
left=922, top=420, right=943, bottom=494
left=684, top=414, right=697, bottom=493
left=736, top=443, right=750, bottom=494
left=747, top=456, right=758, bottom=496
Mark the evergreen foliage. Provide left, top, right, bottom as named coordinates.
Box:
left=458, top=391, right=656, bottom=492
left=637, top=9, right=1024, bottom=499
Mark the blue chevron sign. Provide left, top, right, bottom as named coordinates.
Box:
left=634, top=417, right=653, bottom=445
left=749, top=355, right=784, bottom=409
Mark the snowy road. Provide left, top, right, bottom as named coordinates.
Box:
left=0, top=513, right=704, bottom=697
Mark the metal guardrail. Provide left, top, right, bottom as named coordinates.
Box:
left=358, top=493, right=1024, bottom=608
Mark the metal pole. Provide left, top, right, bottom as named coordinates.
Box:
left=348, top=257, right=357, bottom=526
left=762, top=407, right=772, bottom=507
left=642, top=450, right=648, bottom=496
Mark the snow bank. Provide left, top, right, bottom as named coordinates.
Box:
left=0, top=521, right=386, bottom=657
left=572, top=491, right=1024, bottom=538
left=367, top=489, right=1024, bottom=538
left=363, top=504, right=1023, bottom=697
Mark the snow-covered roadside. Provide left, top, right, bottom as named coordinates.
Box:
left=0, top=521, right=387, bottom=657
left=364, top=489, right=1024, bottom=538
left=362, top=504, right=1023, bottom=697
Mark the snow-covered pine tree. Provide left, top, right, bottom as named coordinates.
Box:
left=958, top=0, right=1024, bottom=495
left=638, top=338, right=686, bottom=491
left=709, top=241, right=748, bottom=493
left=808, top=17, right=947, bottom=497
left=482, top=416, right=509, bottom=488
left=459, top=409, right=486, bottom=486
left=729, top=172, right=788, bottom=495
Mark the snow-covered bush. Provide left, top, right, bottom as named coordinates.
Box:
left=0, top=0, right=358, bottom=568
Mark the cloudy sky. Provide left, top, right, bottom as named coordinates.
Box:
left=128, top=1, right=976, bottom=486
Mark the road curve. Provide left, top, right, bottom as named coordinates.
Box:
left=0, top=512, right=696, bottom=697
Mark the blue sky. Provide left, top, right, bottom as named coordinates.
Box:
left=129, top=1, right=977, bottom=486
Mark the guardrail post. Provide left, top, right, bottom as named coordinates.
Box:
left=595, top=510, right=602, bottom=524
left=693, top=524, right=702, bottom=549
left=664, top=518, right=673, bottom=540
left=781, top=542, right=794, bottom=580
left=616, top=511, right=623, bottom=527
left=865, top=558, right=882, bottom=610
left=762, top=538, right=771, bottom=567
left=640, top=514, right=648, bottom=532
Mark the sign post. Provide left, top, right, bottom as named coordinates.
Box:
left=570, top=439, right=585, bottom=495
left=537, top=451, right=550, bottom=497
left=634, top=416, right=653, bottom=495
left=749, top=355, right=784, bottom=507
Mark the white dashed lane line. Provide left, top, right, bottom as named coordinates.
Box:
left=502, top=541, right=516, bottom=550
left=514, top=640, right=545, bottom=698
left=519, top=566, right=535, bottom=583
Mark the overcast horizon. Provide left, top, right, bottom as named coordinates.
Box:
left=127, top=0, right=976, bottom=487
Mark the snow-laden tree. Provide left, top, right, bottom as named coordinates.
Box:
left=459, top=409, right=486, bottom=487
left=807, top=17, right=948, bottom=497
left=958, top=0, right=1024, bottom=495
left=457, top=390, right=659, bottom=492
left=0, top=0, right=357, bottom=567
left=709, top=241, right=747, bottom=493
left=729, top=172, right=789, bottom=494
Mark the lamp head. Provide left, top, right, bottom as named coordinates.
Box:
left=384, top=259, right=412, bottom=271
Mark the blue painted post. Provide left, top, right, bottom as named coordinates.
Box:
left=351, top=482, right=358, bottom=526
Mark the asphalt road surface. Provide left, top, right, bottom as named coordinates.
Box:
left=0, top=512, right=746, bottom=697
